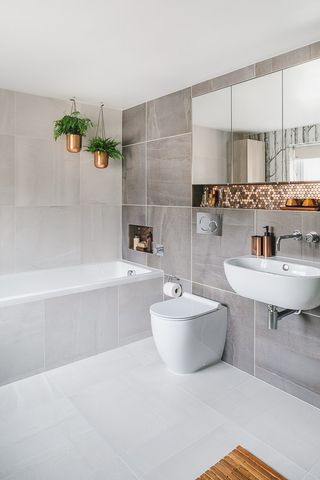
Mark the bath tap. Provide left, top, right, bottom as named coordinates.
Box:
left=276, top=230, right=302, bottom=251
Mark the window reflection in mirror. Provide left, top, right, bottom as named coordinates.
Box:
left=283, top=58, right=320, bottom=182
left=192, top=87, right=231, bottom=184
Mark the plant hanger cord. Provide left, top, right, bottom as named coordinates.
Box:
left=70, top=97, right=77, bottom=114
left=96, top=103, right=106, bottom=138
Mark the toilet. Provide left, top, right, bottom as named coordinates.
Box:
left=150, top=293, right=227, bottom=374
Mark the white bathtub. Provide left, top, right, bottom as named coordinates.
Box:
left=0, top=260, right=162, bottom=307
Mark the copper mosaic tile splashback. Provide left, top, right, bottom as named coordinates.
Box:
left=199, top=183, right=320, bottom=209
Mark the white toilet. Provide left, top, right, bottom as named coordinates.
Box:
left=150, top=293, right=227, bottom=374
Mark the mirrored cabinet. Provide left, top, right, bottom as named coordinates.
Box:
left=192, top=58, right=320, bottom=185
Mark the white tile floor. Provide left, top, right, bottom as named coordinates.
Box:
left=0, top=337, right=320, bottom=480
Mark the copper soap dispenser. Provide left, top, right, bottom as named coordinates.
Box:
left=262, top=226, right=273, bottom=257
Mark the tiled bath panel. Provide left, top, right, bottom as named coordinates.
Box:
left=0, top=278, right=163, bottom=385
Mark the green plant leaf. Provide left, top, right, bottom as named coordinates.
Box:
left=53, top=111, right=93, bottom=140
left=85, top=136, right=123, bottom=160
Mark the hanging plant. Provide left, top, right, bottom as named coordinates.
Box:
left=53, top=98, right=93, bottom=153
left=85, top=103, right=123, bottom=169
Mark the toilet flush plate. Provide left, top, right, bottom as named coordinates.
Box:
left=197, top=212, right=222, bottom=235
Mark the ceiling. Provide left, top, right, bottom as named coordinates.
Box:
left=0, top=0, right=319, bottom=110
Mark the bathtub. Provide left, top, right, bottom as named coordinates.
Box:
left=0, top=260, right=162, bottom=307
left=0, top=261, right=163, bottom=385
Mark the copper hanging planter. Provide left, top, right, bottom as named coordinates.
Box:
left=66, top=133, right=82, bottom=153
left=94, top=151, right=109, bottom=169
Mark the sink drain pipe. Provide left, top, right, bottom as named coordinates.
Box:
left=267, top=305, right=301, bottom=330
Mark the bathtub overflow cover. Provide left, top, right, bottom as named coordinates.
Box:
left=282, top=264, right=289, bottom=271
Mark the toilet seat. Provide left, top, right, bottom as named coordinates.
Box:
left=150, top=292, right=221, bottom=320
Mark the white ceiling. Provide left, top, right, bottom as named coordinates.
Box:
left=0, top=0, right=320, bottom=110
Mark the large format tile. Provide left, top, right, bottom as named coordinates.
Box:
left=122, top=143, right=146, bottom=205
left=15, top=92, right=66, bottom=140
left=147, top=88, right=191, bottom=140
left=301, top=212, right=320, bottom=261
left=0, top=134, right=14, bottom=205
left=45, top=287, right=118, bottom=369
left=192, top=283, right=254, bottom=374
left=15, top=206, right=81, bottom=271
left=0, top=89, right=15, bottom=135
left=80, top=102, right=122, bottom=141
left=192, top=208, right=254, bottom=291
left=0, top=206, right=14, bottom=274
left=122, top=205, right=147, bottom=265
left=243, top=391, right=320, bottom=471
left=147, top=134, right=192, bottom=206
left=80, top=150, right=122, bottom=205
left=15, top=137, right=80, bottom=206
left=255, top=301, right=320, bottom=408
left=122, top=103, right=146, bottom=146
left=144, top=421, right=305, bottom=480
left=119, top=277, right=163, bottom=344
left=81, top=205, right=121, bottom=263
left=0, top=302, right=45, bottom=385
left=255, top=210, right=302, bottom=259
left=147, top=206, right=191, bottom=279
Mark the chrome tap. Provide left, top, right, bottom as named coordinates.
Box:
left=276, top=230, right=302, bottom=252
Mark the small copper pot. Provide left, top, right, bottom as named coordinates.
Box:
left=66, top=134, right=82, bottom=153
left=94, top=151, right=109, bottom=169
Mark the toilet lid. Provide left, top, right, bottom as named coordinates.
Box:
left=150, top=292, right=221, bottom=320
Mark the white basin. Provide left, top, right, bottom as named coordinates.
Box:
left=224, top=255, right=320, bottom=310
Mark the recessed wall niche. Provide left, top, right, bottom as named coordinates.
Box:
left=128, top=225, right=153, bottom=253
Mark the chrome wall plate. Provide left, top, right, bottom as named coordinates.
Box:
left=196, top=212, right=222, bottom=235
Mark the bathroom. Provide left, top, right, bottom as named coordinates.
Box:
left=1, top=1, right=320, bottom=479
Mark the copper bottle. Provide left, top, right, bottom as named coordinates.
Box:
left=251, top=236, right=263, bottom=256
left=262, top=226, right=273, bottom=257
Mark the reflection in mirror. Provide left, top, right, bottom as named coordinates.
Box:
left=192, top=87, right=231, bottom=184
left=283, top=58, right=320, bottom=182
left=232, top=71, right=283, bottom=183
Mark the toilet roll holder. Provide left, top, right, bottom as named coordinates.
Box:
left=167, top=275, right=183, bottom=296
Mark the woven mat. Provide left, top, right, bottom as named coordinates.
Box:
left=196, top=445, right=287, bottom=480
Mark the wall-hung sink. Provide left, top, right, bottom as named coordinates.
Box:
left=224, top=255, right=320, bottom=311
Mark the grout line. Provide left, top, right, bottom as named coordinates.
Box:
left=123, top=131, right=192, bottom=148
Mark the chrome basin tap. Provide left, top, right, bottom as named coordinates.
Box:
left=276, top=230, right=302, bottom=251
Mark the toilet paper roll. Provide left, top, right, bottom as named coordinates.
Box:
left=163, top=282, right=182, bottom=298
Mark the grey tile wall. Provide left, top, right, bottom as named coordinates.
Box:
left=255, top=302, right=320, bottom=408
left=122, top=143, right=146, bottom=205
left=192, top=208, right=254, bottom=291
left=147, top=206, right=191, bottom=279
left=122, top=103, right=146, bottom=146
left=122, top=40, right=320, bottom=409
left=192, top=283, right=254, bottom=375
left=147, top=88, right=192, bottom=140
left=0, top=135, right=14, bottom=205
left=0, top=88, right=122, bottom=273
left=147, top=134, right=192, bottom=206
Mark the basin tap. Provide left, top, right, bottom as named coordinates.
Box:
left=276, top=230, right=302, bottom=252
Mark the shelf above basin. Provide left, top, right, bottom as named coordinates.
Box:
left=224, top=255, right=320, bottom=310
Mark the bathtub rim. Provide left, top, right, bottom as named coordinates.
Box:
left=0, top=260, right=164, bottom=308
